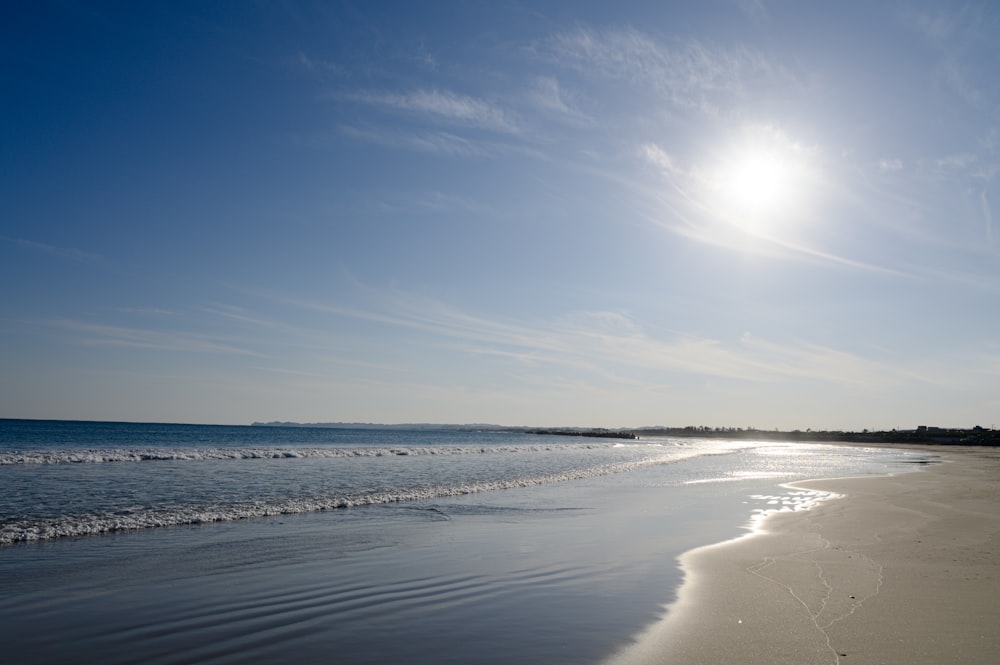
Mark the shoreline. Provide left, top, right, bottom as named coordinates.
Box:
left=606, top=445, right=1000, bottom=665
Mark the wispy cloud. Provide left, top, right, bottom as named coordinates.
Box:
left=338, top=125, right=493, bottom=158
left=1, top=236, right=102, bottom=263
left=736, top=333, right=926, bottom=389
left=364, top=190, right=501, bottom=216
left=46, top=319, right=263, bottom=357
left=904, top=5, right=998, bottom=109
left=347, top=88, right=520, bottom=134
left=844, top=130, right=1000, bottom=264
left=115, top=307, right=177, bottom=317
left=907, top=3, right=997, bottom=52
left=545, top=27, right=794, bottom=114
left=252, top=365, right=331, bottom=379
left=733, top=0, right=769, bottom=24
left=893, top=10, right=999, bottom=248
left=525, top=76, right=594, bottom=125
left=259, top=286, right=921, bottom=390
left=878, top=158, right=904, bottom=172
left=982, top=185, right=994, bottom=242
left=296, top=51, right=348, bottom=77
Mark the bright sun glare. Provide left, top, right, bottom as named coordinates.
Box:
left=710, top=128, right=810, bottom=238
left=724, top=150, right=790, bottom=213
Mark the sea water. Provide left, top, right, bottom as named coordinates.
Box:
left=0, top=419, right=932, bottom=664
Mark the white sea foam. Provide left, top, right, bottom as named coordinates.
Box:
left=0, top=443, right=607, bottom=466
left=0, top=452, right=682, bottom=544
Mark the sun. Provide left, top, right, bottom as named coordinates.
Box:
left=723, top=150, right=790, bottom=214
left=708, top=127, right=810, bottom=238
left=647, top=124, right=816, bottom=245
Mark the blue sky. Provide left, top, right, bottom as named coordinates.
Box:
left=2, top=1, right=998, bottom=429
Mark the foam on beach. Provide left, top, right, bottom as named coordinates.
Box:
left=1, top=447, right=700, bottom=544
left=0, top=443, right=611, bottom=465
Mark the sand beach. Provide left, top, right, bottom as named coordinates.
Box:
left=609, top=446, right=1000, bottom=664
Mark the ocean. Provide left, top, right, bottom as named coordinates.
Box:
left=0, top=419, right=932, bottom=664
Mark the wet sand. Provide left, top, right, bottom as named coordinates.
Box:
left=608, top=446, right=1000, bottom=665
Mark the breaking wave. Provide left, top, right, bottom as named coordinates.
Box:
left=0, top=443, right=612, bottom=466
left=1, top=453, right=678, bottom=544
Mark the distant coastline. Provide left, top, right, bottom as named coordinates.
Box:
left=250, top=421, right=1000, bottom=446
left=3, top=418, right=995, bottom=446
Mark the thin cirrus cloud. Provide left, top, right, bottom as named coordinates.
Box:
left=361, top=190, right=501, bottom=217
left=338, top=125, right=494, bottom=158
left=346, top=88, right=520, bottom=134
left=2, top=236, right=102, bottom=264
left=526, top=76, right=595, bottom=125
left=259, top=287, right=915, bottom=390
left=296, top=51, right=348, bottom=77
left=46, top=319, right=263, bottom=357
left=544, top=26, right=795, bottom=114
left=904, top=6, right=995, bottom=107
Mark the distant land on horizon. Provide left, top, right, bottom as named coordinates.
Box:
left=2, top=418, right=995, bottom=443
left=1, top=418, right=995, bottom=446
left=251, top=421, right=1000, bottom=445
left=251, top=421, right=512, bottom=431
